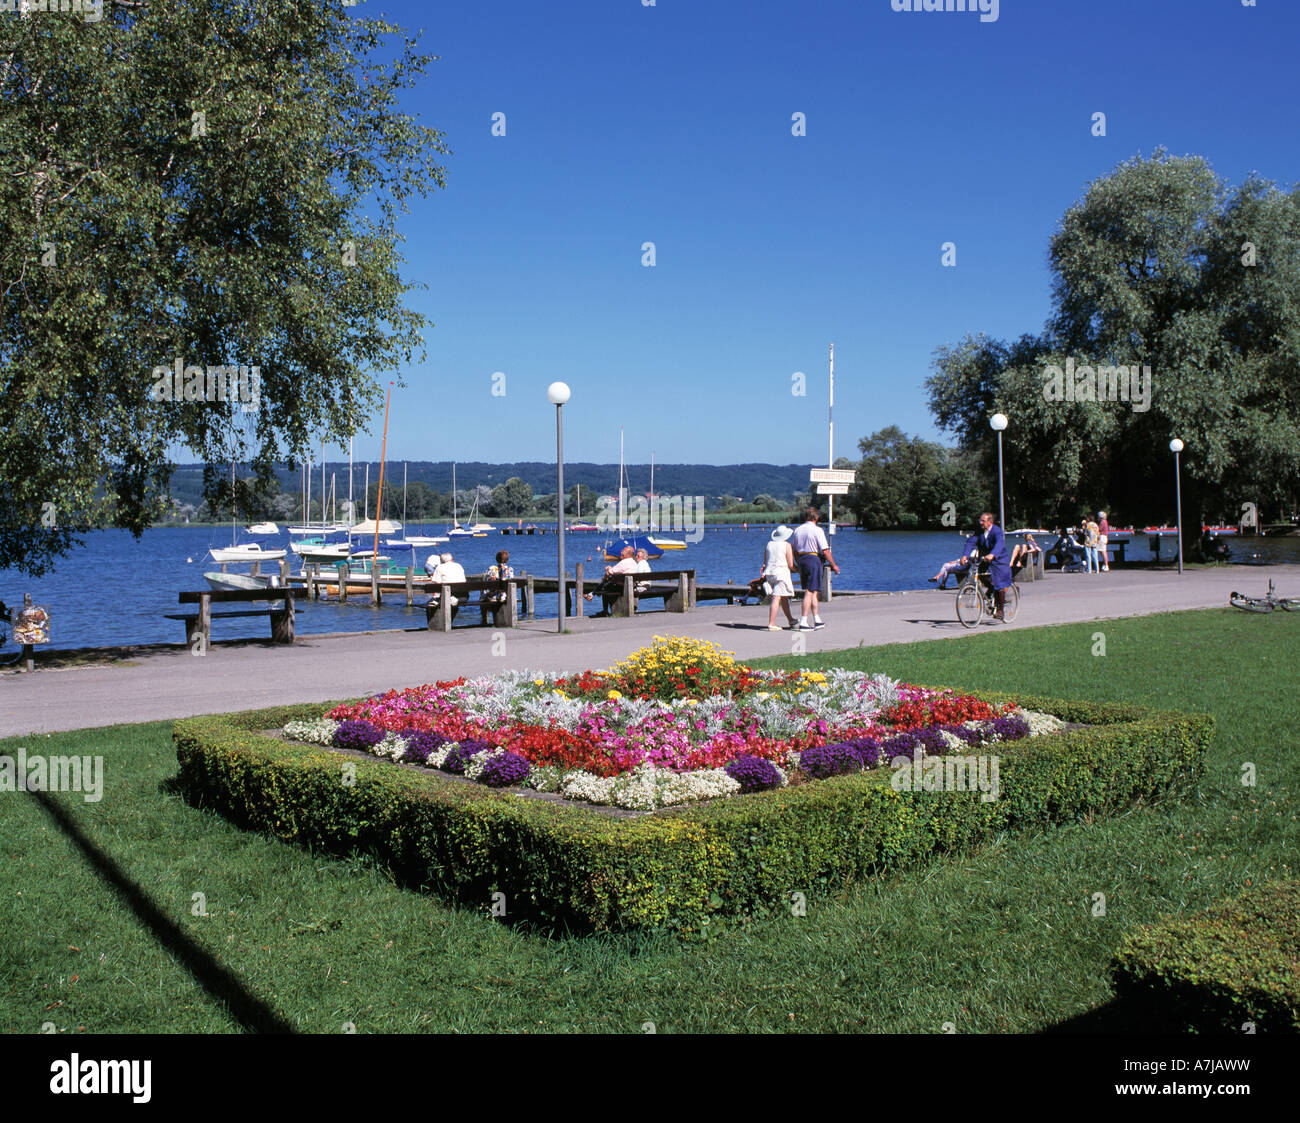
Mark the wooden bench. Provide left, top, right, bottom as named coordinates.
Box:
left=166, top=589, right=296, bottom=647
left=585, top=569, right=696, bottom=617
left=425, top=578, right=521, bottom=632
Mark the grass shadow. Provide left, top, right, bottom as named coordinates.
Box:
left=28, top=787, right=296, bottom=1034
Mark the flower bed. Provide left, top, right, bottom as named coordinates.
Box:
left=284, top=637, right=1065, bottom=811
left=174, top=688, right=1214, bottom=934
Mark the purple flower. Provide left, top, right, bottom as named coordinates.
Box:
left=333, top=720, right=384, bottom=751
left=799, top=741, right=871, bottom=779
left=940, top=723, right=983, bottom=748
left=988, top=714, right=1030, bottom=742
left=724, top=754, right=783, bottom=792
left=914, top=726, right=951, bottom=756
left=479, top=751, right=532, bottom=788
left=441, top=738, right=494, bottom=774
left=400, top=730, right=447, bottom=765
left=881, top=731, right=920, bottom=761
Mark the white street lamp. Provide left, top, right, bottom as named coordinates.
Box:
left=989, top=413, right=1008, bottom=530
left=547, top=382, right=572, bottom=631
left=1169, top=438, right=1185, bottom=575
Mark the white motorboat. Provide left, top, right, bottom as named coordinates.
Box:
left=246, top=522, right=280, bottom=536
left=204, top=570, right=283, bottom=592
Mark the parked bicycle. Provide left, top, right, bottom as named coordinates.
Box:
left=955, top=558, right=1019, bottom=628
left=1229, top=580, right=1299, bottom=613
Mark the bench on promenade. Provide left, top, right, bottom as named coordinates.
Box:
left=425, top=578, right=521, bottom=632
left=166, top=588, right=296, bottom=647
left=586, top=569, right=696, bottom=617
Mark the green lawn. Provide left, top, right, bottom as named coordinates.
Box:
left=2, top=607, right=1295, bottom=1033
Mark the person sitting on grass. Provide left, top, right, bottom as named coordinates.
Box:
left=929, top=534, right=980, bottom=589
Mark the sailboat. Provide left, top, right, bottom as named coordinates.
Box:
left=447, top=462, right=488, bottom=538
left=602, top=431, right=664, bottom=560
left=391, top=463, right=448, bottom=548
left=209, top=463, right=287, bottom=564
left=645, top=450, right=686, bottom=550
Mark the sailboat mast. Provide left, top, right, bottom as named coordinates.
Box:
left=452, top=462, right=458, bottom=526
left=348, top=437, right=354, bottom=532
left=374, top=383, right=392, bottom=557
left=321, top=440, right=326, bottom=530
left=403, top=462, right=407, bottom=527
left=618, top=428, right=626, bottom=532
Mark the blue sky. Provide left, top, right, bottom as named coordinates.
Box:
left=339, top=0, right=1298, bottom=469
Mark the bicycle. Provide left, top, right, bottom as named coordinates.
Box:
left=955, top=559, right=1019, bottom=628
left=1229, top=580, right=1299, bottom=613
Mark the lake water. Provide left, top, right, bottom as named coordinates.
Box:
left=4, top=524, right=1299, bottom=651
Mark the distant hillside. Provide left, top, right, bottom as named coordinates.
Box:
left=167, top=462, right=824, bottom=507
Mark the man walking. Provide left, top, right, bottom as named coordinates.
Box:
left=790, top=507, right=840, bottom=630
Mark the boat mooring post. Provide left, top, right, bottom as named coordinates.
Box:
left=404, top=567, right=414, bottom=607
left=371, top=567, right=381, bottom=605
left=574, top=562, right=584, bottom=618
left=337, top=564, right=348, bottom=603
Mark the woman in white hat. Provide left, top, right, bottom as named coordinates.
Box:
left=759, top=526, right=798, bottom=630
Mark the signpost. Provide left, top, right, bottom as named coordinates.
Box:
left=815, top=482, right=849, bottom=495
left=809, top=469, right=856, bottom=485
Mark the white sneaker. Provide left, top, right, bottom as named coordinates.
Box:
left=767, top=624, right=782, bottom=631
left=813, top=619, right=825, bottom=629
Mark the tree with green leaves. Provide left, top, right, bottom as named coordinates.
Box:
left=1, top=0, right=447, bottom=574
left=489, top=477, right=534, bottom=518
left=927, top=151, right=1300, bottom=546
left=849, top=426, right=986, bottom=530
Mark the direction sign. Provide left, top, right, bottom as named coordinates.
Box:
left=809, top=468, right=856, bottom=484
left=816, top=483, right=849, bottom=495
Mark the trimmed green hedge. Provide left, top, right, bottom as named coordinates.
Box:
left=1111, top=881, right=1300, bottom=1032
left=173, top=691, right=1213, bottom=934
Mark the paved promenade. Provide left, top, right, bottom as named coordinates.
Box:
left=0, top=567, right=1284, bottom=737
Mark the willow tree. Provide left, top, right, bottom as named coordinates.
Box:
left=1, top=0, right=447, bottom=574
left=927, top=151, right=1300, bottom=542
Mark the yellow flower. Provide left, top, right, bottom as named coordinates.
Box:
left=533, top=678, right=545, bottom=686
left=607, top=690, right=622, bottom=700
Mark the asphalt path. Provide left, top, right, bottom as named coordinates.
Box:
left=0, top=567, right=1286, bottom=737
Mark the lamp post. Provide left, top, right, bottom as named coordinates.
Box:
left=547, top=382, right=572, bottom=632
left=1170, top=438, right=1185, bottom=575
left=990, top=413, right=1008, bottom=530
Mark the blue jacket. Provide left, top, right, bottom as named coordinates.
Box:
left=977, top=524, right=1013, bottom=590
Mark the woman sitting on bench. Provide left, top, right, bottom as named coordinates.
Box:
left=1009, top=533, right=1041, bottom=573
left=481, top=549, right=515, bottom=624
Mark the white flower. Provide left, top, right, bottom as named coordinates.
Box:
left=283, top=719, right=341, bottom=745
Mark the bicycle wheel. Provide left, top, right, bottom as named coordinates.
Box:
left=956, top=582, right=983, bottom=628
left=1002, top=584, right=1020, bottom=622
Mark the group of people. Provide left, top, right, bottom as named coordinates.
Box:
left=1045, top=511, right=1111, bottom=573
left=586, top=546, right=652, bottom=615
left=754, top=507, right=841, bottom=631
left=424, top=548, right=515, bottom=623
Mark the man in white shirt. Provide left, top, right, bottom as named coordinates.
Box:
left=789, top=507, right=840, bottom=630
left=427, top=552, right=467, bottom=610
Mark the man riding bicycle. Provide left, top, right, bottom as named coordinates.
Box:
left=975, top=511, right=1013, bottom=621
